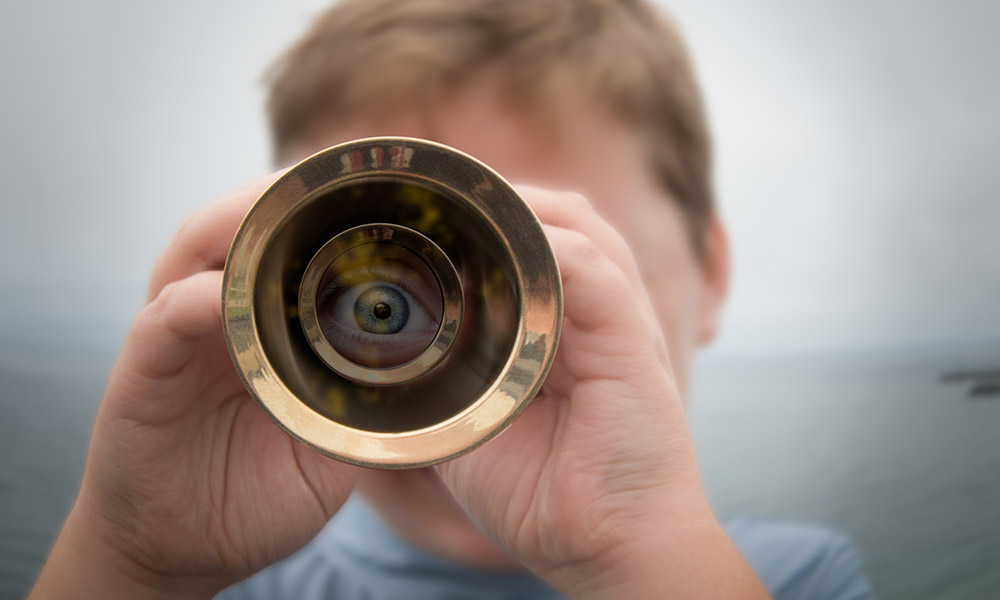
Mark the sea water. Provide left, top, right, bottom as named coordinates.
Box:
left=692, top=342, right=1000, bottom=599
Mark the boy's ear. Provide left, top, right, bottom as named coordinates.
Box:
left=697, top=216, right=730, bottom=346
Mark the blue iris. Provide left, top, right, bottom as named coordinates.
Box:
left=353, top=285, right=410, bottom=334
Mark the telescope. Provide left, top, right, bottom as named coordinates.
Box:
left=222, top=137, right=562, bottom=469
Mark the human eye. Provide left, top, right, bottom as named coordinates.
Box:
left=315, top=258, right=442, bottom=369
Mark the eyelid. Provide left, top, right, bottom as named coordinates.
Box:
left=317, top=262, right=438, bottom=316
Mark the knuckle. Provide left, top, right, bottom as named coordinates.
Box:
left=134, top=291, right=172, bottom=340
left=147, top=279, right=180, bottom=315
left=560, top=190, right=593, bottom=212
left=165, top=215, right=204, bottom=264
left=561, top=190, right=589, bottom=205
left=174, top=213, right=198, bottom=241
left=602, top=261, right=632, bottom=293
left=564, top=230, right=604, bottom=263
left=555, top=229, right=634, bottom=301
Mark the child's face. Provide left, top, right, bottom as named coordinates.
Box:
left=290, top=81, right=728, bottom=568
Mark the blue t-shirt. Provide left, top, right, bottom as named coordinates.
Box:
left=217, top=496, right=873, bottom=599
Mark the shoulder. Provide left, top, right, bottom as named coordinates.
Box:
left=214, top=499, right=369, bottom=600
left=722, top=517, right=874, bottom=600
left=213, top=528, right=347, bottom=600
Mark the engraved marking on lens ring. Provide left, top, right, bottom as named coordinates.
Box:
left=298, top=223, right=463, bottom=386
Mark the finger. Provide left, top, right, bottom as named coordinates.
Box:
left=543, top=225, right=666, bottom=374
left=126, top=270, right=225, bottom=384
left=516, top=186, right=641, bottom=286
left=516, top=186, right=664, bottom=338
left=147, top=171, right=286, bottom=302
left=530, top=189, right=671, bottom=370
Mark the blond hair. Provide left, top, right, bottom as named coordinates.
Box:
left=267, top=0, right=714, bottom=255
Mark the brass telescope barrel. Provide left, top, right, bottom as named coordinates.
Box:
left=222, top=137, right=562, bottom=469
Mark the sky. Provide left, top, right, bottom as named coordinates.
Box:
left=1, top=0, right=998, bottom=358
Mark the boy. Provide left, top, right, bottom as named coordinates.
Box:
left=30, top=0, right=871, bottom=598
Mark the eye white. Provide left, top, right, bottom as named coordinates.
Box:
left=331, top=282, right=433, bottom=333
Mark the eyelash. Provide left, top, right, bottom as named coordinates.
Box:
left=315, top=272, right=428, bottom=314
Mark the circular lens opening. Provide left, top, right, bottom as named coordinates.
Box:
left=314, top=242, right=444, bottom=369
left=298, top=223, right=464, bottom=387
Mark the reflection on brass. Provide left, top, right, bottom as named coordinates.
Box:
left=222, top=137, right=562, bottom=468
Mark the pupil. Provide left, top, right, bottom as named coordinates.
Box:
left=352, top=285, right=409, bottom=334
left=373, top=302, right=392, bottom=320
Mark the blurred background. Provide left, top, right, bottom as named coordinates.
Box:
left=1, top=1, right=997, bottom=598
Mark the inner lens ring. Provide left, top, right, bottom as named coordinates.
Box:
left=299, top=223, right=463, bottom=386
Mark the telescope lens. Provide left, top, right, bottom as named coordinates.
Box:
left=314, top=242, right=444, bottom=369
left=228, top=139, right=559, bottom=459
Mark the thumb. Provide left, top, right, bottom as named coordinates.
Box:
left=108, top=270, right=231, bottom=420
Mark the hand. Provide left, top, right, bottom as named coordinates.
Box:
left=31, top=173, right=358, bottom=599
left=436, top=188, right=767, bottom=598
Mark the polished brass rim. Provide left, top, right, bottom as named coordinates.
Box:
left=222, top=137, right=562, bottom=469
left=298, top=223, right=463, bottom=386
